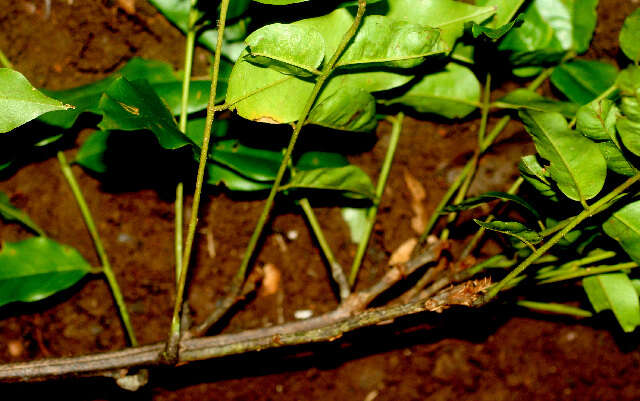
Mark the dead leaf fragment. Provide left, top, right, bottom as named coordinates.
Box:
left=388, top=237, right=418, bottom=266
left=259, top=263, right=281, bottom=297
left=403, top=170, right=427, bottom=235
left=117, top=0, right=136, bottom=14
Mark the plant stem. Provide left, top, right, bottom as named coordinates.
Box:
left=299, top=198, right=350, bottom=300
left=536, top=249, right=616, bottom=279
left=477, top=73, right=491, bottom=144
left=516, top=300, right=593, bottom=317
left=0, top=48, right=12, bottom=68
left=349, top=112, right=404, bottom=286
left=165, top=0, right=231, bottom=363
left=174, top=0, right=198, bottom=286
left=57, top=151, right=138, bottom=347
left=484, top=173, right=640, bottom=301
left=538, top=261, right=638, bottom=284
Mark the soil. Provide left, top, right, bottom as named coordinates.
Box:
left=0, top=1, right=639, bottom=400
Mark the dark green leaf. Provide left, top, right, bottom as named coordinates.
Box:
left=620, top=7, right=640, bottom=64
left=469, top=13, right=524, bottom=42
left=0, top=192, right=44, bottom=236
left=244, top=23, right=325, bottom=76
left=253, top=0, right=308, bottom=4
left=211, top=139, right=283, bottom=182
left=495, top=89, right=579, bottom=117
left=603, top=200, right=640, bottom=263
left=98, top=77, right=192, bottom=150
left=0, top=68, right=71, bottom=133
left=295, top=151, right=348, bottom=171
left=550, top=60, right=618, bottom=105
left=206, top=162, right=272, bottom=191
left=474, top=219, right=542, bottom=249
left=0, top=238, right=92, bottom=307
left=597, top=141, right=637, bottom=177
left=576, top=98, right=619, bottom=141
left=443, top=191, right=540, bottom=219
left=284, top=166, right=376, bottom=199
left=308, top=86, right=376, bottom=132
left=475, top=0, right=526, bottom=28
left=519, top=155, right=559, bottom=201
left=75, top=130, right=110, bottom=174
left=384, top=63, right=480, bottom=119
left=520, top=110, right=606, bottom=202
left=584, top=273, right=640, bottom=333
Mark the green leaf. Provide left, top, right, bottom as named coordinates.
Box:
left=603, top=200, right=640, bottom=263
left=617, top=66, right=640, bottom=96
left=474, top=219, right=542, bottom=249
left=475, top=0, right=526, bottom=28
left=520, top=110, right=606, bottom=202
left=576, top=99, right=619, bottom=142
left=617, top=117, right=640, bottom=157
left=284, top=166, right=376, bottom=199
left=469, top=13, right=525, bottom=42
left=206, top=162, right=272, bottom=192
left=295, top=151, right=348, bottom=171
left=597, top=141, right=637, bottom=177
left=244, top=23, right=325, bottom=76
left=385, top=0, right=495, bottom=51
left=443, top=191, right=540, bottom=219
left=152, top=80, right=217, bottom=115
left=519, top=155, right=559, bottom=201
left=210, top=139, right=283, bottom=182
left=0, top=192, right=44, bottom=236
left=341, top=207, right=369, bottom=244
left=384, top=63, right=480, bottom=119
left=584, top=273, right=640, bottom=333
left=253, top=0, right=308, bottom=4
left=550, top=60, right=618, bottom=105
left=335, top=16, right=443, bottom=69
left=620, top=7, right=640, bottom=64
left=495, top=89, right=578, bottom=117
left=98, top=77, right=191, bottom=150
left=499, top=0, right=598, bottom=69
left=75, top=130, right=111, bottom=174
left=308, top=86, right=376, bottom=132
left=0, top=238, right=92, bottom=307
left=0, top=68, right=71, bottom=133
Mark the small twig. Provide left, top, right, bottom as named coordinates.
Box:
left=57, top=151, right=138, bottom=347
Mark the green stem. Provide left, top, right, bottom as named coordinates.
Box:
left=299, top=198, right=350, bottom=299
left=57, top=151, right=138, bottom=347
left=485, top=173, right=640, bottom=301
left=477, top=73, right=492, bottom=145
left=516, top=300, right=593, bottom=318
left=538, top=261, right=638, bottom=284
left=568, top=83, right=619, bottom=128
left=536, top=249, right=616, bottom=279
left=174, top=1, right=198, bottom=287
left=349, top=112, right=404, bottom=286
left=0, top=48, right=12, bottom=69
left=166, top=0, right=231, bottom=362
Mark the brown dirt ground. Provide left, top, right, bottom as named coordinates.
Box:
left=0, top=1, right=639, bottom=400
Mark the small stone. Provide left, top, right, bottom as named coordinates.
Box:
left=294, top=309, right=313, bottom=320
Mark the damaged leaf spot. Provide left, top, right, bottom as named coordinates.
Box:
left=118, top=102, right=140, bottom=115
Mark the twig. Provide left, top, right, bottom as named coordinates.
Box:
left=0, top=245, right=486, bottom=384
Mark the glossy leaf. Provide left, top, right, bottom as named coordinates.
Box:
left=597, top=141, right=637, bottom=177
left=499, top=0, right=598, bottom=69
left=617, top=117, right=640, bottom=157
left=384, top=63, right=480, bottom=119
left=295, top=151, right=348, bottom=171
left=307, top=86, right=376, bottom=132
left=519, top=155, right=559, bottom=201
left=0, top=192, right=44, bottom=236
left=284, top=166, right=376, bottom=199
left=475, top=0, right=526, bottom=28
left=98, top=77, right=192, bottom=150
left=443, top=191, right=540, bottom=219
left=520, top=110, right=606, bottom=202
left=495, top=89, right=578, bottom=117
left=576, top=99, right=619, bottom=142
left=469, top=13, right=524, bottom=42
left=0, top=238, right=92, bottom=307
left=0, top=68, right=71, bottom=133
left=244, top=23, right=325, bottom=76
left=75, top=130, right=111, bottom=174
left=620, top=7, right=640, bottom=63
left=474, top=219, right=542, bottom=249
left=211, top=140, right=283, bottom=182
left=385, top=0, right=495, bottom=50
left=584, top=273, right=640, bottom=333
left=335, top=16, right=443, bottom=69
left=550, top=60, right=618, bottom=105
left=617, top=66, right=640, bottom=96
left=603, top=200, right=640, bottom=263
left=206, top=162, right=272, bottom=191
left=341, top=207, right=369, bottom=244
left=253, top=0, right=308, bottom=4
